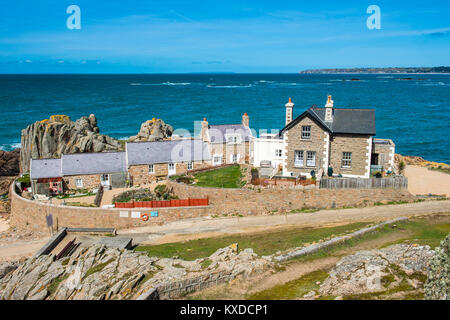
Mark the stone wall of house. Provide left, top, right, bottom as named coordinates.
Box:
left=129, top=161, right=211, bottom=186
left=329, top=134, right=371, bottom=177
left=167, top=180, right=416, bottom=216
left=373, top=141, right=395, bottom=173
left=285, top=115, right=327, bottom=176
left=209, top=141, right=251, bottom=165
left=9, top=184, right=210, bottom=232
left=64, top=174, right=101, bottom=190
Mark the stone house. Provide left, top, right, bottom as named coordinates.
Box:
left=126, top=139, right=211, bottom=186
left=199, top=113, right=253, bottom=166
left=30, top=139, right=211, bottom=194
left=253, top=96, right=395, bottom=178
left=30, top=152, right=127, bottom=195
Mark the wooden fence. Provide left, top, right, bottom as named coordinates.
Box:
left=319, top=176, right=408, bottom=189
left=115, top=198, right=209, bottom=209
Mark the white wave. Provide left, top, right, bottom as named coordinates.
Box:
left=0, top=142, right=21, bottom=151
left=130, top=82, right=191, bottom=86
left=207, top=84, right=253, bottom=88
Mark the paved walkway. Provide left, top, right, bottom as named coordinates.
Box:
left=118, top=200, right=450, bottom=245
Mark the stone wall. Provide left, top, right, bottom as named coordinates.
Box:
left=167, top=180, right=416, bottom=216
left=128, top=161, right=210, bottom=186
left=209, top=141, right=251, bottom=165
left=10, top=177, right=416, bottom=232
left=373, top=141, right=395, bottom=173
left=64, top=174, right=101, bottom=190
left=329, top=134, right=371, bottom=177
left=9, top=184, right=210, bottom=232
left=285, top=115, right=326, bottom=176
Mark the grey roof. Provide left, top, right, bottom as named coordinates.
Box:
left=126, top=139, right=211, bottom=166
left=208, top=124, right=252, bottom=143
left=280, top=106, right=376, bottom=136
left=61, top=152, right=127, bottom=176
left=30, top=158, right=62, bottom=179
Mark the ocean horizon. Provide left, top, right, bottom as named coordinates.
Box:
left=1, top=73, right=449, bottom=164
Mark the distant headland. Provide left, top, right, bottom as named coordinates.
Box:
left=299, top=67, right=450, bottom=74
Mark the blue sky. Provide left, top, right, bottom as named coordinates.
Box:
left=0, top=0, right=449, bottom=73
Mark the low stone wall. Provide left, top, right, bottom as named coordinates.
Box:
left=139, top=271, right=238, bottom=300
left=10, top=178, right=416, bottom=232
left=166, top=180, right=416, bottom=216
left=9, top=184, right=210, bottom=232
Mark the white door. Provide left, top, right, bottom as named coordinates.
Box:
left=168, top=163, right=176, bottom=175
left=100, top=174, right=110, bottom=186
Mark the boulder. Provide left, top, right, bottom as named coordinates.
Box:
left=425, top=234, right=450, bottom=300
left=19, top=114, right=122, bottom=173
left=128, top=118, right=173, bottom=142
left=0, top=149, right=20, bottom=176
left=319, top=244, right=434, bottom=297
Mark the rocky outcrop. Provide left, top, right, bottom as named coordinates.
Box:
left=0, top=244, right=270, bottom=300
left=20, top=115, right=122, bottom=173
left=425, top=234, right=450, bottom=300
left=395, top=154, right=450, bottom=169
left=0, top=149, right=20, bottom=176
left=318, top=244, right=434, bottom=298
left=128, top=118, right=173, bottom=142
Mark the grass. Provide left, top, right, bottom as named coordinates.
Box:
left=66, top=202, right=97, bottom=207
left=193, top=165, right=245, bottom=188
left=428, top=166, right=450, bottom=175
left=247, top=269, right=330, bottom=300
left=134, top=222, right=370, bottom=260
left=83, top=259, right=114, bottom=280
left=48, top=274, right=69, bottom=296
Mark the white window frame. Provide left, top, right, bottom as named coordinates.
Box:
left=301, top=126, right=311, bottom=139
left=225, top=134, right=242, bottom=145
left=232, top=154, right=238, bottom=163
left=306, top=151, right=316, bottom=167
left=294, top=150, right=304, bottom=167
left=275, top=149, right=283, bottom=158
left=75, top=178, right=83, bottom=188
left=342, top=152, right=352, bottom=168
left=168, top=163, right=176, bottom=175
left=213, top=155, right=222, bottom=166
left=187, top=162, right=193, bottom=170
left=148, top=164, right=154, bottom=174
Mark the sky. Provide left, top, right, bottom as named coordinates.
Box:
left=0, top=0, right=449, bottom=73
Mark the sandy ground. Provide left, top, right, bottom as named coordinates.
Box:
left=405, top=165, right=450, bottom=197
left=118, top=200, right=450, bottom=245
left=0, top=219, right=9, bottom=233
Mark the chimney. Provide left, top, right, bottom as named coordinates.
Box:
left=201, top=118, right=209, bottom=142
left=325, top=95, right=334, bottom=122
left=285, top=97, right=294, bottom=125
left=242, top=113, right=249, bottom=127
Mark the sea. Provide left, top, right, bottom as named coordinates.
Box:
left=0, top=73, right=449, bottom=163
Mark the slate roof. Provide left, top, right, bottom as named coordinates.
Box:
left=30, top=158, right=62, bottom=179
left=126, top=139, right=211, bottom=166
left=208, top=124, right=252, bottom=143
left=61, top=152, right=127, bottom=176
left=280, top=106, right=376, bottom=136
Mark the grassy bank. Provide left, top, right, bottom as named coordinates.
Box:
left=134, top=222, right=369, bottom=260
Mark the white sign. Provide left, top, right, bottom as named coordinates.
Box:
left=119, top=211, right=129, bottom=218
left=131, top=211, right=141, bottom=219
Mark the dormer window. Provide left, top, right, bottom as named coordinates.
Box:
left=226, top=134, right=242, bottom=144
left=301, top=126, right=311, bottom=139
